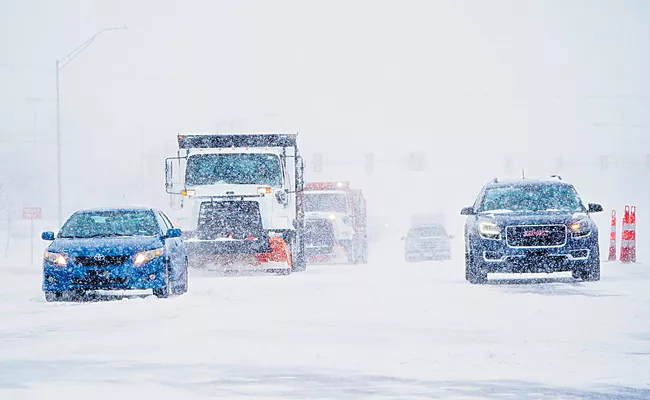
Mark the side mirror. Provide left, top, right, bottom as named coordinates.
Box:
left=275, top=190, right=289, bottom=206
left=460, top=207, right=476, bottom=216
left=42, top=231, right=55, bottom=241
left=588, top=203, right=603, bottom=213
left=166, top=228, right=182, bottom=238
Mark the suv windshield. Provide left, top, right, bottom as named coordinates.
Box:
left=59, top=210, right=159, bottom=238
left=480, top=184, right=584, bottom=212
left=304, top=193, right=348, bottom=213
left=186, top=153, right=282, bottom=187
left=408, top=225, right=447, bottom=238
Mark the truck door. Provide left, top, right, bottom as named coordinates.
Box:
left=165, top=156, right=186, bottom=210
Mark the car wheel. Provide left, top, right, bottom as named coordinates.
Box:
left=465, top=249, right=487, bottom=284
left=153, top=265, right=172, bottom=298
left=44, top=291, right=63, bottom=302
left=290, top=234, right=307, bottom=272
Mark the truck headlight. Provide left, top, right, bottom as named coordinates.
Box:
left=134, top=248, right=164, bottom=266
left=478, top=220, right=501, bottom=239
left=44, top=251, right=67, bottom=266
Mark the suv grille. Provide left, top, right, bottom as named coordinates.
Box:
left=73, top=255, right=130, bottom=267
left=506, top=225, right=567, bottom=247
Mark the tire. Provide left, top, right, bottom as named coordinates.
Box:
left=578, top=258, right=601, bottom=282
left=344, top=241, right=358, bottom=265
left=44, top=291, right=63, bottom=302
left=465, top=247, right=487, bottom=284
left=153, top=265, right=172, bottom=298
left=358, top=240, right=369, bottom=264
left=290, top=232, right=307, bottom=272
left=174, top=260, right=189, bottom=295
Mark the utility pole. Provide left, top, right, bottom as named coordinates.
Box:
left=55, top=26, right=127, bottom=227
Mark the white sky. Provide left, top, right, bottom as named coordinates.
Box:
left=1, top=0, right=649, bottom=222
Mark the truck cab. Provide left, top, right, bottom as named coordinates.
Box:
left=303, top=182, right=368, bottom=264
left=165, top=133, right=306, bottom=271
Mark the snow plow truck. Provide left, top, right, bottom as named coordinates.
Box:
left=303, top=181, right=368, bottom=264
left=164, top=133, right=307, bottom=274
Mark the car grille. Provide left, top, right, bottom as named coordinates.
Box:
left=506, top=225, right=567, bottom=247
left=72, top=255, right=130, bottom=267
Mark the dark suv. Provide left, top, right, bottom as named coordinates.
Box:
left=460, top=177, right=603, bottom=284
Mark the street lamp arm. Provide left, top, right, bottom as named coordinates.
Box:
left=58, top=26, right=127, bottom=71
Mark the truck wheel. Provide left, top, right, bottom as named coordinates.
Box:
left=465, top=249, right=487, bottom=284
left=345, top=242, right=358, bottom=264
left=291, top=235, right=307, bottom=272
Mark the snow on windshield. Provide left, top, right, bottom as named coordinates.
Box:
left=304, top=193, right=348, bottom=213
left=59, top=211, right=159, bottom=238
left=186, top=153, right=282, bottom=187
left=480, top=184, right=584, bottom=213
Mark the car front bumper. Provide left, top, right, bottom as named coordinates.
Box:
left=469, top=233, right=598, bottom=273
left=42, top=258, right=167, bottom=292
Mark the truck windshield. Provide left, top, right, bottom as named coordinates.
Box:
left=59, top=210, right=159, bottom=238
left=304, top=193, right=348, bottom=213
left=186, top=153, right=282, bottom=187
left=480, top=184, right=584, bottom=212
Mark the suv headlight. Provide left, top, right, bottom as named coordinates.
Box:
left=44, top=251, right=67, bottom=266
left=134, top=248, right=164, bottom=266
left=569, top=220, right=591, bottom=238
left=478, top=220, right=501, bottom=239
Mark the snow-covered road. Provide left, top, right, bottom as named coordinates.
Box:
left=1, top=241, right=650, bottom=399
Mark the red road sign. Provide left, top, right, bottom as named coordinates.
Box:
left=22, top=207, right=42, bottom=220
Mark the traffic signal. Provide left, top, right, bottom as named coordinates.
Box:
left=365, top=153, right=374, bottom=173
left=313, top=153, right=323, bottom=173
left=407, top=152, right=425, bottom=171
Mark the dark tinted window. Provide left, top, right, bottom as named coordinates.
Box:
left=186, top=153, right=282, bottom=187
left=59, top=210, right=159, bottom=238
left=480, top=184, right=583, bottom=212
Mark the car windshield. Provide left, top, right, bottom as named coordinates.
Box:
left=59, top=210, right=159, bottom=238
left=186, top=153, right=282, bottom=187
left=480, top=184, right=584, bottom=212
left=408, top=225, right=446, bottom=238
left=304, top=193, right=348, bottom=213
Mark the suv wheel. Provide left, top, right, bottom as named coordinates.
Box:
left=465, top=248, right=487, bottom=284
left=576, top=258, right=601, bottom=282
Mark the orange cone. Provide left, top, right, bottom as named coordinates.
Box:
left=620, top=205, right=635, bottom=263
left=608, top=210, right=617, bottom=261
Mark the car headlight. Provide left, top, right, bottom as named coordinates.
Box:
left=569, top=220, right=591, bottom=238
left=44, top=251, right=67, bottom=266
left=478, top=220, right=501, bottom=239
left=133, top=248, right=164, bottom=266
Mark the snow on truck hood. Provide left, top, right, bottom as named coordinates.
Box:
left=478, top=209, right=590, bottom=225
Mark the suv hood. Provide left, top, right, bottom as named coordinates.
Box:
left=478, top=210, right=589, bottom=226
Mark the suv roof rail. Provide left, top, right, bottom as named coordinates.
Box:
left=550, top=174, right=563, bottom=180
left=492, top=177, right=499, bottom=183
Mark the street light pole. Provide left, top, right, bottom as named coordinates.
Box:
left=55, top=26, right=126, bottom=227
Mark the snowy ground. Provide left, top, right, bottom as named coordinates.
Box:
left=1, top=240, right=650, bottom=399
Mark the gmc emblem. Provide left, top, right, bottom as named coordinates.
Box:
left=523, top=230, right=549, bottom=237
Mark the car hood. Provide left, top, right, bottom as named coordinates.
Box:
left=47, top=236, right=163, bottom=257
left=477, top=210, right=589, bottom=226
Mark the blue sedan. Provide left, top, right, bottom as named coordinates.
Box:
left=41, top=207, right=189, bottom=301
